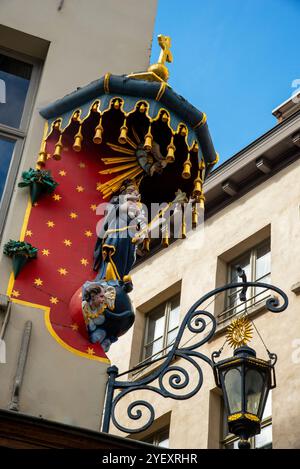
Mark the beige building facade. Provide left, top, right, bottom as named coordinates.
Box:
left=0, top=0, right=157, bottom=431
left=107, top=101, right=300, bottom=449
left=0, top=0, right=299, bottom=451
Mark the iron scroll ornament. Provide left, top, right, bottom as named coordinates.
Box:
left=102, top=280, right=288, bottom=434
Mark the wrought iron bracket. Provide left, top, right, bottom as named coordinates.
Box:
left=102, top=280, right=288, bottom=434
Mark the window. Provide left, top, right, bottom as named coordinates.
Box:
left=218, top=240, right=271, bottom=324
left=221, top=392, right=272, bottom=449
left=0, top=53, right=34, bottom=128
left=143, top=294, right=180, bottom=360
left=0, top=48, right=42, bottom=236
left=0, top=136, right=16, bottom=197
left=143, top=427, right=170, bottom=448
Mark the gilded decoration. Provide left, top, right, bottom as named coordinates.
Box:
left=7, top=34, right=218, bottom=359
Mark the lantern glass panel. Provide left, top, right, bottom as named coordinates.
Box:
left=245, top=369, right=264, bottom=415
left=258, top=374, right=271, bottom=419
left=224, top=368, right=242, bottom=414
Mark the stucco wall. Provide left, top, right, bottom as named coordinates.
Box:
left=108, top=158, right=300, bottom=448
left=0, top=0, right=157, bottom=430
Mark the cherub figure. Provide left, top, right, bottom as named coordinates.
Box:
left=82, top=282, right=116, bottom=352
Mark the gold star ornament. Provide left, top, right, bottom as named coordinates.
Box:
left=58, top=268, right=68, bottom=276
left=226, top=317, right=253, bottom=349
left=50, top=297, right=59, bottom=305
left=34, top=278, right=43, bottom=287
left=11, top=290, right=20, bottom=298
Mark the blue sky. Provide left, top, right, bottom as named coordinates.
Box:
left=151, top=0, right=300, bottom=165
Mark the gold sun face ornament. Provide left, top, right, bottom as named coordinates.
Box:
left=226, top=317, right=253, bottom=349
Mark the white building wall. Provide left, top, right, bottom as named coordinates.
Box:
left=0, top=0, right=157, bottom=430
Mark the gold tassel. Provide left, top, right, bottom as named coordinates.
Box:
left=193, top=170, right=202, bottom=198
left=36, top=140, right=47, bottom=168
left=182, top=153, right=192, bottom=179
left=182, top=215, right=187, bottom=239
left=118, top=120, right=128, bottom=144
left=166, top=136, right=175, bottom=163
left=180, top=125, right=187, bottom=137
left=143, top=238, right=150, bottom=252
left=161, top=112, right=169, bottom=123
left=191, top=141, right=199, bottom=153
left=192, top=205, right=198, bottom=228
left=113, top=99, right=120, bottom=110
left=72, top=111, right=80, bottom=121
left=37, top=152, right=47, bottom=168
left=144, top=126, right=153, bottom=152
left=93, top=117, right=103, bottom=144
left=199, top=194, right=205, bottom=210
left=36, top=122, right=50, bottom=168
left=92, top=102, right=99, bottom=112
left=73, top=125, right=83, bottom=152
left=162, top=226, right=169, bottom=248
left=53, top=134, right=63, bottom=160
left=194, top=160, right=206, bottom=210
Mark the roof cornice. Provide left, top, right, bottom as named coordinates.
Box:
left=204, top=110, right=300, bottom=218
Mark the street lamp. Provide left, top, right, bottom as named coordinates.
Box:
left=213, top=344, right=276, bottom=449
left=102, top=278, right=287, bottom=445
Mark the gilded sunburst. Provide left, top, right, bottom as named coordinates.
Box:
left=226, top=317, right=253, bottom=349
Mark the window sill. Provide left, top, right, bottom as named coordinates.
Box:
left=291, top=282, right=300, bottom=295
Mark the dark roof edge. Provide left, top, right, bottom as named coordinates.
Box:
left=208, top=110, right=300, bottom=179
left=39, top=74, right=204, bottom=126
left=205, top=108, right=300, bottom=187
left=0, top=409, right=151, bottom=449
left=39, top=74, right=217, bottom=167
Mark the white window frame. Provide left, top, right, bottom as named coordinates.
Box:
left=143, top=426, right=170, bottom=447
left=0, top=46, right=43, bottom=239
left=218, top=239, right=271, bottom=324
left=142, top=294, right=180, bottom=361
